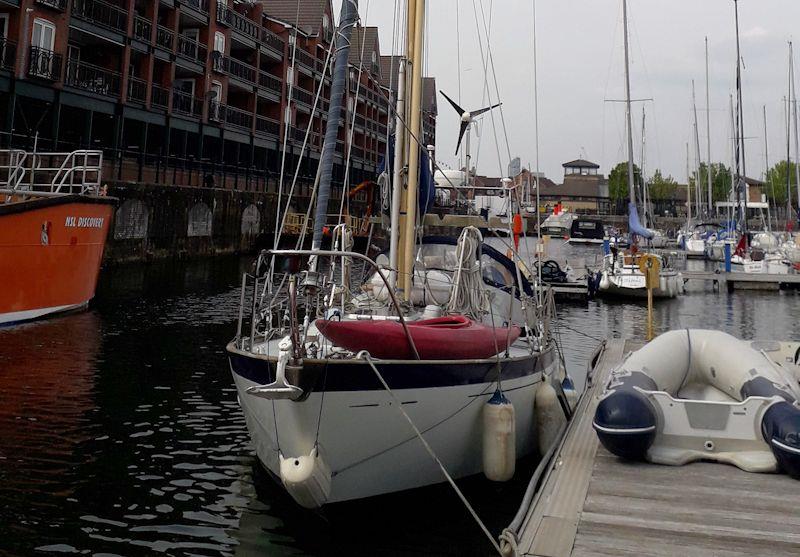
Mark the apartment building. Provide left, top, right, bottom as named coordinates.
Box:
left=0, top=0, right=434, bottom=192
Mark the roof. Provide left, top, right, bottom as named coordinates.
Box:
left=562, top=159, right=600, bottom=169
left=348, top=25, right=380, bottom=76
left=262, top=0, right=330, bottom=35
left=379, top=55, right=404, bottom=89
left=538, top=175, right=607, bottom=198
left=422, top=77, right=437, bottom=115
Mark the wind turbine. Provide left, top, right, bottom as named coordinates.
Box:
left=439, top=90, right=500, bottom=188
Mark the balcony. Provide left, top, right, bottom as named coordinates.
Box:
left=127, top=76, right=146, bottom=103
left=177, top=35, right=207, bottom=63
left=260, top=28, right=285, bottom=57
left=172, top=89, right=202, bottom=117
left=255, top=115, right=280, bottom=137
left=156, top=26, right=174, bottom=50
left=208, top=102, right=252, bottom=130
left=72, top=0, right=128, bottom=34
left=258, top=71, right=281, bottom=96
left=0, top=38, right=16, bottom=71
left=179, top=0, right=208, bottom=16
left=216, top=4, right=259, bottom=41
left=65, top=59, right=121, bottom=97
left=214, top=54, right=256, bottom=85
left=133, top=16, right=152, bottom=42
left=27, top=47, right=62, bottom=81
left=36, top=0, right=67, bottom=10
left=151, top=84, right=170, bottom=109
left=293, top=48, right=316, bottom=72
left=292, top=86, right=313, bottom=107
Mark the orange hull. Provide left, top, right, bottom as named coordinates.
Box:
left=0, top=195, right=115, bottom=324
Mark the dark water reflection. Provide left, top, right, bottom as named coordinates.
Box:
left=1, top=240, right=799, bottom=556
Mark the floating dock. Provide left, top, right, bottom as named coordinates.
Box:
left=510, top=338, right=800, bottom=557
left=547, top=282, right=591, bottom=302
left=682, top=270, right=800, bottom=291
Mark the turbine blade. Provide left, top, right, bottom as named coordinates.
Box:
left=471, top=102, right=502, bottom=118
left=439, top=90, right=466, bottom=116
left=455, top=121, right=469, bottom=155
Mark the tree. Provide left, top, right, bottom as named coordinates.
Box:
left=691, top=162, right=732, bottom=204
left=647, top=169, right=678, bottom=200
left=765, top=160, right=798, bottom=207
left=608, top=162, right=642, bottom=201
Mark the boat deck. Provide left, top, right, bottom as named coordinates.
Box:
left=514, top=338, right=800, bottom=557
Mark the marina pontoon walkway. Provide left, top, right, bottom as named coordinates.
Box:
left=516, top=339, right=800, bottom=557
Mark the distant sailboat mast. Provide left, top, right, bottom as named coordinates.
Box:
left=622, top=0, right=637, bottom=208
left=692, top=80, right=703, bottom=219
left=705, top=37, right=714, bottom=215
left=733, top=0, right=748, bottom=239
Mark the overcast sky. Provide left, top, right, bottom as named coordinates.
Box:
left=334, top=0, right=800, bottom=184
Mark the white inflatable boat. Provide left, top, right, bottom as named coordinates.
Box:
left=593, top=330, right=800, bottom=478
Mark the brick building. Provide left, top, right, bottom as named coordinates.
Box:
left=0, top=0, right=432, bottom=193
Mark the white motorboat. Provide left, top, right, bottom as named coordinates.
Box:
left=598, top=251, right=682, bottom=298
left=539, top=210, right=576, bottom=237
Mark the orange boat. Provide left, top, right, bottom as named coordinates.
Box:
left=0, top=149, right=115, bottom=325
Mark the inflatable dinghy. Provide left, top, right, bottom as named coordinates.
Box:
left=593, top=329, right=800, bottom=478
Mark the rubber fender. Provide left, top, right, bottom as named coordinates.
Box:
left=594, top=383, right=657, bottom=461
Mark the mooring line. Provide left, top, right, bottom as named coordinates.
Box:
left=358, top=351, right=503, bottom=556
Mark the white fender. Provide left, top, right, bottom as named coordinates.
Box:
left=483, top=390, right=516, bottom=481
left=279, top=448, right=332, bottom=509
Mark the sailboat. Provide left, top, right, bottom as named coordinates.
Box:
left=597, top=0, right=682, bottom=299
left=226, top=0, right=564, bottom=508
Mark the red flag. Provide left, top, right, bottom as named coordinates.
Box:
left=734, top=235, right=747, bottom=257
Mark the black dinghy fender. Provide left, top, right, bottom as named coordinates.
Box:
left=592, top=372, right=658, bottom=461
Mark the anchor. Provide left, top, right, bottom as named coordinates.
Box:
left=246, top=336, right=304, bottom=400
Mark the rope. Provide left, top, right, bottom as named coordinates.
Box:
left=357, top=351, right=503, bottom=556
left=447, top=226, right=489, bottom=318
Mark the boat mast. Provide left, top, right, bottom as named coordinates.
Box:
left=792, top=42, right=800, bottom=214
left=309, top=0, right=359, bottom=269
left=692, top=80, right=703, bottom=218
left=400, top=0, right=425, bottom=302
left=686, top=142, right=692, bottom=225
left=733, top=0, right=748, bottom=239
left=705, top=37, right=713, bottom=216
left=389, top=61, right=406, bottom=291
left=622, top=0, right=637, bottom=207
left=764, top=105, right=773, bottom=232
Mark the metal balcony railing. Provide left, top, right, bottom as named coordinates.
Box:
left=156, top=25, right=174, bottom=50
left=127, top=76, right=147, bottom=103
left=133, top=16, right=151, bottom=42
left=258, top=71, right=281, bottom=95
left=292, top=86, right=313, bottom=106
left=180, top=0, right=208, bottom=14
left=177, top=35, right=207, bottom=63
left=27, top=47, right=62, bottom=81
left=224, top=104, right=253, bottom=130
left=255, top=116, right=280, bottom=137
left=36, top=0, right=67, bottom=10
left=72, top=0, right=127, bottom=33
left=0, top=38, right=16, bottom=70
left=216, top=4, right=259, bottom=40
left=214, top=54, right=256, bottom=84
left=260, top=28, right=285, bottom=55
left=151, top=84, right=170, bottom=109
left=172, top=89, right=202, bottom=117
left=293, top=48, right=315, bottom=71
left=65, top=59, right=121, bottom=96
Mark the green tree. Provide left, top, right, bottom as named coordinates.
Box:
left=608, top=162, right=642, bottom=201
left=647, top=169, right=677, bottom=200
left=765, top=160, right=798, bottom=206
left=691, top=162, right=732, bottom=203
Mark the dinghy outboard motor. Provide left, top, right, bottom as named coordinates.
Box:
left=592, top=329, right=800, bottom=478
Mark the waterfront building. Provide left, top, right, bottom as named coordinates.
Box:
left=0, top=0, right=435, bottom=193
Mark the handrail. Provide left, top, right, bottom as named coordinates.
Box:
left=0, top=149, right=102, bottom=195
left=266, top=249, right=420, bottom=360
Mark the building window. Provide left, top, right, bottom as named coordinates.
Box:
left=323, top=14, right=329, bottom=31
left=0, top=13, right=8, bottom=40
left=371, top=51, right=377, bottom=64
left=32, top=18, right=56, bottom=51
left=214, top=31, right=225, bottom=54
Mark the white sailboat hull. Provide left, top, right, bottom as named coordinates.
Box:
left=232, top=364, right=551, bottom=504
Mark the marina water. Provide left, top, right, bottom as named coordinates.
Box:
left=2, top=240, right=800, bottom=556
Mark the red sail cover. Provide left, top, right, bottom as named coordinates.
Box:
left=315, top=315, right=521, bottom=360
